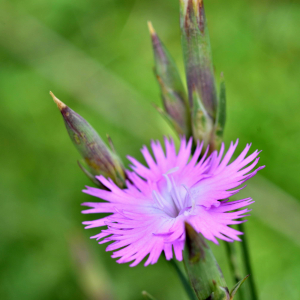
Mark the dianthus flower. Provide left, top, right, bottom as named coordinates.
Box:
left=82, top=138, right=264, bottom=266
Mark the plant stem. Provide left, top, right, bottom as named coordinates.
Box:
left=169, top=259, right=198, bottom=300
left=238, top=223, right=258, bottom=300
left=224, top=241, right=245, bottom=300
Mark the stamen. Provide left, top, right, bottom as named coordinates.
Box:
left=181, top=184, right=190, bottom=208
left=182, top=184, right=196, bottom=214
left=163, top=174, right=173, bottom=192
left=163, top=167, right=179, bottom=192
left=165, top=167, right=179, bottom=175
left=170, top=176, right=182, bottom=211
left=152, top=190, right=165, bottom=209
left=154, top=168, right=196, bottom=218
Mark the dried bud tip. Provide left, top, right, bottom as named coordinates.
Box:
left=142, top=291, right=156, bottom=300
left=50, top=91, right=66, bottom=111
left=152, top=102, right=163, bottom=113
left=187, top=0, right=204, bottom=9
left=147, top=21, right=156, bottom=36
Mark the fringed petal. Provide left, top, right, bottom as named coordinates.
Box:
left=81, top=137, right=264, bottom=266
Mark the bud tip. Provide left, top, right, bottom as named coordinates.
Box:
left=50, top=91, right=66, bottom=111
left=147, top=21, right=155, bottom=36
left=152, top=102, right=164, bottom=114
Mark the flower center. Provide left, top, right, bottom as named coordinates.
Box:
left=152, top=168, right=195, bottom=218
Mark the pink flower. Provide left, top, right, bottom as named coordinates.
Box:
left=82, top=138, right=264, bottom=266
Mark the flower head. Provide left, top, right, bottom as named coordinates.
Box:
left=82, top=138, right=264, bottom=266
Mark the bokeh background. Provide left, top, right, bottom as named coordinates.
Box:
left=1, top=0, right=300, bottom=299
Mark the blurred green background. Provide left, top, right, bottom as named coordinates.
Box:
left=1, top=0, right=300, bottom=299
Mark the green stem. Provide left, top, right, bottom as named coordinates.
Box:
left=224, top=241, right=245, bottom=300
left=238, top=223, right=258, bottom=300
left=169, top=259, right=198, bottom=300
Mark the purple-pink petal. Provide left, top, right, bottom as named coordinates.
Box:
left=82, top=137, right=264, bottom=266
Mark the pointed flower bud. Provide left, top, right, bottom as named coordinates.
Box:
left=180, top=0, right=217, bottom=117
left=50, top=92, right=126, bottom=188
left=180, top=0, right=222, bottom=150
left=148, top=21, right=191, bottom=137
left=183, top=223, right=230, bottom=300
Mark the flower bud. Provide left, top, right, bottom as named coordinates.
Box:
left=180, top=0, right=217, bottom=117
left=183, top=223, right=230, bottom=300
left=148, top=21, right=191, bottom=137
left=180, top=0, right=224, bottom=151
left=50, top=92, right=126, bottom=188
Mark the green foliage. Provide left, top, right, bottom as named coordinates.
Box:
left=1, top=0, right=300, bottom=300
left=230, top=275, right=249, bottom=300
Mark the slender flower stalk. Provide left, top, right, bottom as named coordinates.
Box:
left=184, top=223, right=229, bottom=300
left=169, top=259, right=197, bottom=300
left=82, top=137, right=264, bottom=266
left=224, top=242, right=243, bottom=285
left=225, top=241, right=246, bottom=300
left=238, top=223, right=258, bottom=300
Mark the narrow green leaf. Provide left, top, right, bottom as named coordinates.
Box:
left=213, top=72, right=226, bottom=150
left=217, top=73, right=226, bottom=133
left=211, top=72, right=227, bottom=151
left=191, top=86, right=214, bottom=150
left=229, top=275, right=249, bottom=300
left=169, top=259, right=198, bottom=300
